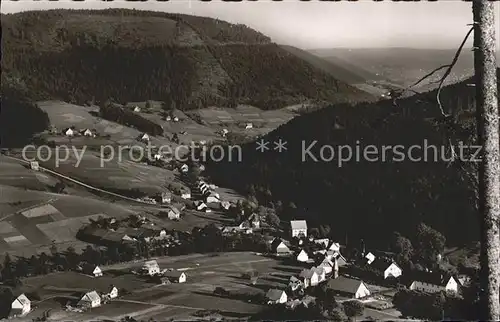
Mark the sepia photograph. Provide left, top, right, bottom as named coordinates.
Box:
left=0, top=0, right=499, bottom=321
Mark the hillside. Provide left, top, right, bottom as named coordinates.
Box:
left=205, top=70, right=500, bottom=248
left=1, top=9, right=374, bottom=111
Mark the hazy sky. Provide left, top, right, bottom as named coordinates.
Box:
left=2, top=0, right=500, bottom=49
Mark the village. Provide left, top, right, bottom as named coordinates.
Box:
left=0, top=99, right=477, bottom=321
left=2, top=154, right=472, bottom=321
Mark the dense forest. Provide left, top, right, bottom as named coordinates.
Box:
left=205, top=71, right=500, bottom=248
left=1, top=9, right=373, bottom=110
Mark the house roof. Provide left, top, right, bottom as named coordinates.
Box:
left=371, top=258, right=400, bottom=272
left=266, top=289, right=285, bottom=301
left=327, top=276, right=365, bottom=295
left=13, top=294, right=30, bottom=306
left=168, top=206, right=180, bottom=215
left=314, top=238, right=330, bottom=247
left=290, top=276, right=301, bottom=283
left=82, top=291, right=101, bottom=302
left=290, top=220, right=307, bottom=230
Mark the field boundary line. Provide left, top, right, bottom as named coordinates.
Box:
left=3, top=155, right=169, bottom=209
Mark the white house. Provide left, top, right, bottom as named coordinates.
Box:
left=365, top=252, right=376, bottom=265
left=181, top=191, right=191, bottom=199
left=327, top=276, right=371, bottom=299
left=196, top=202, right=207, bottom=211
left=161, top=192, right=172, bottom=204
left=166, top=115, right=172, bottom=121
left=221, top=128, right=229, bottom=137
left=133, top=106, right=141, bottom=112
left=83, top=264, right=103, bottom=277
left=140, top=133, right=150, bottom=142
left=221, top=201, right=231, bottom=210
left=173, top=116, right=179, bottom=122
left=271, top=239, right=291, bottom=254
left=81, top=129, right=94, bottom=137
left=299, top=269, right=319, bottom=288
left=266, top=289, right=287, bottom=304
left=167, top=206, right=180, bottom=220
left=328, top=241, right=341, bottom=252
left=245, top=123, right=253, bottom=130
left=319, top=258, right=334, bottom=274
left=64, top=128, right=75, bottom=137
left=165, top=271, right=187, bottom=283
left=11, top=294, right=31, bottom=316
left=312, top=266, right=327, bottom=282
left=206, top=195, right=220, bottom=204
left=107, top=286, right=119, bottom=299
left=371, top=260, right=402, bottom=279
left=296, top=249, right=309, bottom=263
left=290, top=220, right=308, bottom=238
left=180, top=164, right=189, bottom=173
left=142, top=260, right=160, bottom=276
left=30, top=161, right=40, bottom=171
left=78, top=291, right=101, bottom=309
left=409, top=274, right=459, bottom=293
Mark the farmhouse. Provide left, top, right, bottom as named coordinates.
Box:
left=371, top=259, right=402, bottom=279
left=328, top=241, right=341, bottom=252
left=319, top=257, right=334, bottom=275
left=247, top=213, right=260, bottom=228
left=173, top=116, right=179, bottom=122
left=221, top=128, right=229, bottom=137
left=245, top=123, right=253, bottom=129
left=196, top=202, right=207, bottom=211
left=133, top=106, right=141, bottom=112
left=166, top=115, right=172, bottom=121
left=78, top=291, right=101, bottom=309
left=83, top=264, right=103, bottom=277
left=312, top=266, right=327, bottom=282
left=164, top=271, right=187, bottom=283
left=106, top=286, right=119, bottom=299
left=181, top=191, right=191, bottom=199
left=299, top=268, right=319, bottom=288
left=180, top=164, right=189, bottom=173
left=161, top=192, right=172, bottom=204
left=265, top=289, right=287, bottom=304
left=30, top=161, right=40, bottom=171
left=142, top=260, right=161, bottom=276
left=81, top=129, right=94, bottom=137
left=166, top=206, right=180, bottom=220
left=271, top=239, right=291, bottom=254
left=221, top=201, right=231, bottom=210
left=140, top=133, right=150, bottom=142
left=296, top=249, right=310, bottom=263
left=365, top=252, right=376, bottom=264
left=327, top=276, right=371, bottom=299
left=409, top=273, right=459, bottom=293
left=290, top=220, right=308, bottom=238
left=63, top=128, right=75, bottom=137
left=11, top=294, right=31, bottom=317
left=206, top=194, right=220, bottom=204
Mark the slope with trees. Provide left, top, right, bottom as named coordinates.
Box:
left=205, top=71, right=500, bottom=248
left=1, top=9, right=374, bottom=110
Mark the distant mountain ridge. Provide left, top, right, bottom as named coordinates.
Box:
left=1, top=9, right=374, bottom=110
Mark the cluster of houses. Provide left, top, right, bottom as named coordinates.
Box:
left=60, top=127, right=98, bottom=138
left=263, top=219, right=462, bottom=309
left=138, top=259, right=187, bottom=285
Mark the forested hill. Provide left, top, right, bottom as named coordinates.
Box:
left=1, top=9, right=374, bottom=109
left=206, top=70, right=500, bottom=248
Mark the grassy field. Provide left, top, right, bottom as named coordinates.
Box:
left=0, top=185, right=138, bottom=257
left=16, top=252, right=303, bottom=320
